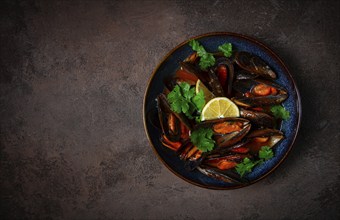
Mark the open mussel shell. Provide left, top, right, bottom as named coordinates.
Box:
left=206, top=139, right=248, bottom=156
left=233, top=78, right=287, bottom=94
left=204, top=152, right=250, bottom=163
left=235, top=69, right=258, bottom=80
left=234, top=51, right=276, bottom=79
left=197, top=118, right=251, bottom=148
left=157, top=94, right=180, bottom=142
left=202, top=153, right=250, bottom=172
left=176, top=141, right=206, bottom=171
left=213, top=56, right=235, bottom=97
left=197, top=165, right=249, bottom=184
left=239, top=108, right=275, bottom=128
left=180, top=61, right=225, bottom=97
left=232, top=78, right=288, bottom=107
left=232, top=95, right=288, bottom=107
left=163, top=71, right=198, bottom=92
left=245, top=128, right=284, bottom=153
left=178, top=142, right=202, bottom=161
left=157, top=94, right=192, bottom=140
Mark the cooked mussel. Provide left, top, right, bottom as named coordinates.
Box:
left=157, top=94, right=192, bottom=151
left=234, top=51, right=276, bottom=79
left=244, top=128, right=284, bottom=154
left=206, top=139, right=251, bottom=158
left=180, top=62, right=225, bottom=97
left=164, top=67, right=199, bottom=92
left=203, top=153, right=250, bottom=170
left=213, top=56, right=235, bottom=97
left=240, top=108, right=275, bottom=128
left=235, top=69, right=258, bottom=80
left=197, top=165, right=249, bottom=184
left=232, top=78, right=288, bottom=107
left=179, top=142, right=202, bottom=161
left=177, top=141, right=205, bottom=171
left=198, top=118, right=251, bottom=148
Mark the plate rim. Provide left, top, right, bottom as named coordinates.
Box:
left=143, top=32, right=302, bottom=190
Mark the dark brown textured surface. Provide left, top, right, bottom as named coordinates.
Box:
left=1, top=0, right=339, bottom=219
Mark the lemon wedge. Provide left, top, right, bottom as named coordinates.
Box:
left=195, top=79, right=215, bottom=103
left=201, top=97, right=239, bottom=121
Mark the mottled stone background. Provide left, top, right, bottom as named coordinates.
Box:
left=0, top=0, right=339, bottom=219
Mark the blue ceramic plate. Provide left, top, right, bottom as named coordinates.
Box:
left=143, top=32, right=301, bottom=189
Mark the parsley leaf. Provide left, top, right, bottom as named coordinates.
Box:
left=167, top=85, right=189, bottom=114
left=192, top=90, right=205, bottom=112
left=189, top=40, right=215, bottom=70
left=167, top=82, right=206, bottom=120
left=270, top=105, right=290, bottom=120
left=198, top=53, right=215, bottom=70
left=259, top=146, right=274, bottom=161
left=218, top=43, right=233, bottom=58
left=235, top=158, right=258, bottom=177
left=235, top=146, right=275, bottom=177
left=194, top=116, right=201, bottom=123
left=189, top=40, right=206, bottom=57
left=190, top=128, right=215, bottom=152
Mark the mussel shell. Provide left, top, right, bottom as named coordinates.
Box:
left=183, top=52, right=199, bottom=63
left=246, top=128, right=284, bottom=140
left=197, top=117, right=249, bottom=128
left=233, top=78, right=287, bottom=95
left=197, top=165, right=249, bottom=184
left=240, top=108, right=275, bottom=128
left=157, top=94, right=193, bottom=141
left=157, top=94, right=180, bottom=142
left=178, top=142, right=201, bottom=161
left=178, top=142, right=204, bottom=171
left=204, top=153, right=250, bottom=163
left=234, top=51, right=276, bottom=79
left=198, top=118, right=251, bottom=148
left=235, top=69, right=258, bottom=80
left=214, top=124, right=251, bottom=148
left=245, top=128, right=284, bottom=153
left=214, top=57, right=235, bottom=97
left=160, top=135, right=182, bottom=151
left=180, top=61, right=225, bottom=97
left=207, top=139, right=250, bottom=157
left=232, top=95, right=288, bottom=107
left=207, top=69, right=225, bottom=97
left=180, top=62, right=210, bottom=88
left=232, top=79, right=288, bottom=107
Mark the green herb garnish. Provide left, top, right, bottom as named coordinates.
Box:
left=235, top=146, right=274, bottom=177
left=235, top=158, right=259, bottom=177
left=167, top=82, right=205, bottom=119
left=189, top=40, right=215, bottom=70
left=270, top=105, right=290, bottom=120
left=190, top=128, right=215, bottom=152
left=192, top=89, right=205, bottom=112
left=188, top=40, right=234, bottom=69
left=258, top=146, right=274, bottom=161
left=218, top=43, right=233, bottom=58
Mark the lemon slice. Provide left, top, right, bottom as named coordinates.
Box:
left=195, top=80, right=215, bottom=103
left=201, top=97, right=239, bottom=121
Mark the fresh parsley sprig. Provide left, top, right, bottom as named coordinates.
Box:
left=188, top=40, right=233, bottom=70
left=190, top=128, right=215, bottom=152
left=258, top=146, right=274, bottom=160
left=167, top=82, right=205, bottom=119
left=189, top=40, right=215, bottom=70
left=235, top=146, right=274, bottom=177
left=218, top=43, right=233, bottom=58
left=270, top=105, right=290, bottom=120
left=235, top=158, right=260, bottom=177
